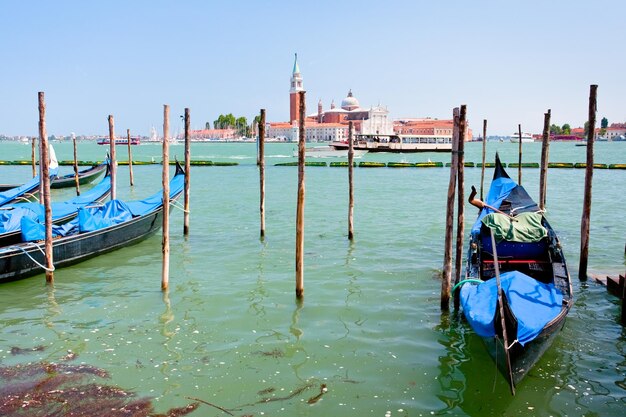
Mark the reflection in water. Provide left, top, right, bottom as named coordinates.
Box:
left=248, top=243, right=268, bottom=317
left=345, top=241, right=362, bottom=306
left=44, top=284, right=61, bottom=330
left=435, top=312, right=512, bottom=416
left=286, top=298, right=308, bottom=382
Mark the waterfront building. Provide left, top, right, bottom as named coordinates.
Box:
left=266, top=53, right=466, bottom=141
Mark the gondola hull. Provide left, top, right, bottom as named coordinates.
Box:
left=0, top=206, right=164, bottom=283
left=50, top=163, right=107, bottom=189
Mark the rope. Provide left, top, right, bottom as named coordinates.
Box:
left=8, top=242, right=55, bottom=272
left=169, top=199, right=189, bottom=213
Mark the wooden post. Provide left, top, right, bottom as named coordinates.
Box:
left=441, top=107, right=460, bottom=311
left=479, top=120, right=487, bottom=200
left=108, top=115, right=116, bottom=200
left=72, top=137, right=80, bottom=195
left=295, top=91, right=306, bottom=299
left=453, top=105, right=467, bottom=310
left=183, top=108, right=191, bottom=236
left=127, top=129, right=134, bottom=186
left=348, top=121, right=355, bottom=240
left=517, top=124, right=523, bottom=185
left=38, top=92, right=54, bottom=283
left=578, top=85, right=597, bottom=281
left=258, top=109, right=266, bottom=239
left=539, top=109, right=551, bottom=211
left=31, top=138, right=37, bottom=177
left=162, top=105, right=171, bottom=290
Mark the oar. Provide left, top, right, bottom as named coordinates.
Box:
left=490, top=228, right=516, bottom=395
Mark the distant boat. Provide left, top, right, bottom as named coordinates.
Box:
left=509, top=132, right=534, bottom=143
left=331, top=134, right=452, bottom=153
left=294, top=146, right=368, bottom=158
left=97, top=137, right=140, bottom=145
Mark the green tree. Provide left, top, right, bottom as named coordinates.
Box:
left=235, top=116, right=248, bottom=137
left=214, top=113, right=236, bottom=129
left=601, top=117, right=608, bottom=129
left=561, top=124, right=571, bottom=135
left=549, top=124, right=562, bottom=135
left=205, top=122, right=211, bottom=130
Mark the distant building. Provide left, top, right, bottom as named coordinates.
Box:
left=267, top=54, right=394, bottom=141
left=188, top=128, right=237, bottom=140
left=267, top=54, right=466, bottom=141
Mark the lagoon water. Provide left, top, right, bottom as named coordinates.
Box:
left=0, top=140, right=624, bottom=416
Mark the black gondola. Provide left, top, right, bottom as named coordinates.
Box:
left=50, top=161, right=108, bottom=189
left=456, top=154, right=573, bottom=394
left=0, top=162, right=184, bottom=283
left=0, top=162, right=107, bottom=191
left=0, top=164, right=111, bottom=248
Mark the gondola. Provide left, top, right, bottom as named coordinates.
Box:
left=456, top=154, right=573, bottom=394
left=0, top=164, right=111, bottom=248
left=0, top=162, right=184, bottom=283
left=50, top=161, right=108, bottom=189
left=0, top=162, right=107, bottom=191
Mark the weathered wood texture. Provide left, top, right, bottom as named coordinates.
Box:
left=578, top=85, right=597, bottom=281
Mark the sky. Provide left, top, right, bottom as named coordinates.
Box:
left=1, top=0, right=625, bottom=137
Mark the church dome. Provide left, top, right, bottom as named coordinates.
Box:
left=341, top=89, right=360, bottom=111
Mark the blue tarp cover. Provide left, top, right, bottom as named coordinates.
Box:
left=78, top=200, right=133, bottom=232
left=470, top=174, right=517, bottom=237
left=20, top=216, right=77, bottom=241
left=460, top=271, right=563, bottom=346
left=0, top=175, right=111, bottom=234
left=20, top=170, right=184, bottom=241
left=0, top=168, right=58, bottom=207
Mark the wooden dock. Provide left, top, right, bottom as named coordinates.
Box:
left=591, top=273, right=626, bottom=325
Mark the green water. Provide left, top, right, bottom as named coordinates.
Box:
left=0, top=141, right=624, bottom=416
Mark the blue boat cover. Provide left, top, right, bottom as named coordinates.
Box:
left=470, top=174, right=517, bottom=237
left=0, top=175, right=111, bottom=234
left=20, top=170, right=184, bottom=241
left=0, top=169, right=58, bottom=207
left=460, top=271, right=563, bottom=346
left=78, top=200, right=133, bottom=232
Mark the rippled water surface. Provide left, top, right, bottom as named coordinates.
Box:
left=0, top=141, right=624, bottom=416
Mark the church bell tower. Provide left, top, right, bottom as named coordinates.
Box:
left=289, top=53, right=304, bottom=124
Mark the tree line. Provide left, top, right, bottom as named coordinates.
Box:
left=551, top=117, right=609, bottom=136
left=205, top=114, right=263, bottom=138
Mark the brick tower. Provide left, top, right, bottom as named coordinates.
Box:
left=289, top=53, right=304, bottom=124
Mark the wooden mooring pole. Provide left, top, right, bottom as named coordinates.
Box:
left=183, top=108, right=191, bottom=236
left=453, top=105, right=467, bottom=310
left=162, top=105, right=171, bottom=290
left=578, top=85, right=597, bottom=281
left=441, top=107, right=460, bottom=311
left=295, top=91, right=306, bottom=299
left=539, top=109, right=551, bottom=211
left=108, top=115, right=116, bottom=200
left=72, top=137, right=80, bottom=195
left=517, top=124, right=523, bottom=185
left=38, top=92, right=54, bottom=283
left=348, top=121, right=355, bottom=240
left=259, top=108, right=266, bottom=239
left=479, top=119, right=486, bottom=200
left=31, top=138, right=36, bottom=177
left=127, top=129, right=134, bottom=186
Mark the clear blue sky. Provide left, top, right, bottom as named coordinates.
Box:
left=1, top=0, right=624, bottom=137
